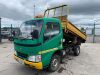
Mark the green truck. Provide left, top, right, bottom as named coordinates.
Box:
left=14, top=5, right=86, bottom=72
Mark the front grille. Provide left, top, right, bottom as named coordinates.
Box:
left=17, top=52, right=28, bottom=59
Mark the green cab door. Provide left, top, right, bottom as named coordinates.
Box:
left=41, top=20, right=63, bottom=67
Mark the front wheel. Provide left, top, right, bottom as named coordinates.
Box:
left=73, top=45, right=80, bottom=56
left=49, top=54, right=60, bottom=72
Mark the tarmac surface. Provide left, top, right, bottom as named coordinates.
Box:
left=0, top=39, right=100, bottom=75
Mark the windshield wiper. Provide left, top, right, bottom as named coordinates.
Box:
left=18, top=35, right=32, bottom=40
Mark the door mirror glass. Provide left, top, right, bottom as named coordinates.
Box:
left=31, top=30, right=39, bottom=39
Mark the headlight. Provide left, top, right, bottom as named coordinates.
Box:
left=28, top=56, right=35, bottom=62
left=28, top=55, right=41, bottom=62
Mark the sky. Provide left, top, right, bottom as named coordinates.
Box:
left=0, top=0, right=100, bottom=29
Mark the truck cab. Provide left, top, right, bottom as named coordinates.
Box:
left=14, top=18, right=63, bottom=71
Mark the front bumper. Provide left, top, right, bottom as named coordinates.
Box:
left=14, top=54, right=42, bottom=70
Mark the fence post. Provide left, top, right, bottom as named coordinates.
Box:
left=11, top=24, right=12, bottom=37
left=93, top=21, right=95, bottom=43
left=0, top=18, right=2, bottom=43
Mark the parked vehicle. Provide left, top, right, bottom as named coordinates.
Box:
left=14, top=5, right=86, bottom=72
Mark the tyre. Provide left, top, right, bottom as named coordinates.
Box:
left=73, top=45, right=80, bottom=56
left=49, top=54, right=60, bottom=72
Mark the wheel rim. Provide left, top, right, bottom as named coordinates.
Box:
left=51, top=58, right=59, bottom=70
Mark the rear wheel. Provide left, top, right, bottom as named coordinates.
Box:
left=49, top=54, right=60, bottom=72
left=73, top=45, right=80, bottom=56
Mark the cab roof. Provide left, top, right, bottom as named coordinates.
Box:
left=32, top=17, right=60, bottom=22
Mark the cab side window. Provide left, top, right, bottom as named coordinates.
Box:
left=44, top=22, right=60, bottom=42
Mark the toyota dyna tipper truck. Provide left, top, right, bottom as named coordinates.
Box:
left=14, top=5, right=87, bottom=72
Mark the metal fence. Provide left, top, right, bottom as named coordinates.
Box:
left=1, top=24, right=20, bottom=28
left=86, top=28, right=100, bottom=43
left=1, top=24, right=20, bottom=39
left=1, top=23, right=100, bottom=43
left=74, top=23, right=100, bottom=43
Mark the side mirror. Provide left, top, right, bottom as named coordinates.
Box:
left=31, top=30, right=39, bottom=39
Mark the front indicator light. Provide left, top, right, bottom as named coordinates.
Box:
left=35, top=55, right=41, bottom=62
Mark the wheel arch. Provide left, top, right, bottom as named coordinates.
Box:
left=42, top=49, right=62, bottom=69
left=52, top=49, right=62, bottom=57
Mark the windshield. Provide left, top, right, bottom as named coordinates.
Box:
left=19, top=20, right=43, bottom=39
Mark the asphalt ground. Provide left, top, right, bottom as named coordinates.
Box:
left=0, top=39, right=100, bottom=75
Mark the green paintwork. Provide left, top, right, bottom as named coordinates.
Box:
left=14, top=17, right=63, bottom=68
